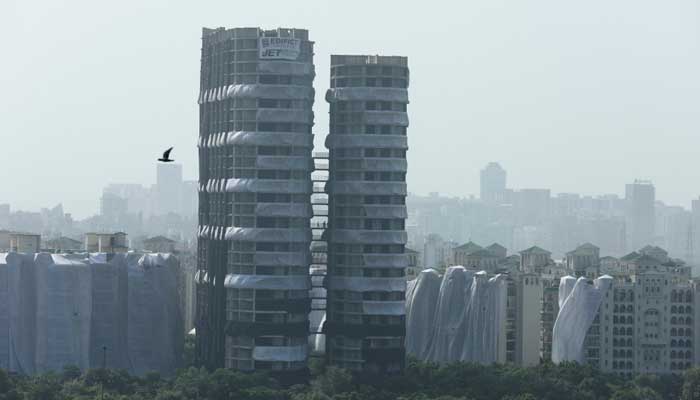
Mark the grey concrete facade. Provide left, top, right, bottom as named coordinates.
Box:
left=196, top=27, right=314, bottom=374
left=324, top=55, right=409, bottom=372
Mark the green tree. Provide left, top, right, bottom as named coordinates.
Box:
left=681, top=368, right=700, bottom=400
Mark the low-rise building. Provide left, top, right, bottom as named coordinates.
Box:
left=85, top=232, right=128, bottom=253
left=550, top=244, right=700, bottom=375
left=9, top=232, right=41, bottom=253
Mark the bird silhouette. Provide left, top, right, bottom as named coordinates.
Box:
left=158, top=147, right=174, bottom=162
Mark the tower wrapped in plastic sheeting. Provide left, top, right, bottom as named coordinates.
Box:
left=127, top=253, right=183, bottom=376
left=407, top=267, right=508, bottom=365
left=7, top=252, right=37, bottom=374
left=89, top=253, right=129, bottom=370
left=552, top=275, right=612, bottom=364
left=34, top=254, right=92, bottom=373
left=405, top=269, right=440, bottom=358
left=423, top=267, right=472, bottom=362
left=0, top=251, right=183, bottom=376
left=0, top=254, right=9, bottom=370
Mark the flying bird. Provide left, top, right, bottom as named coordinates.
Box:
left=158, top=147, right=174, bottom=162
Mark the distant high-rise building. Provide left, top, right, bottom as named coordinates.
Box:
left=325, top=54, right=409, bottom=372
left=100, top=192, right=128, bottom=225
left=625, top=180, right=655, bottom=251
left=480, top=162, right=507, bottom=204
left=0, top=204, right=9, bottom=228
left=196, top=27, right=315, bottom=373
left=156, top=163, right=183, bottom=216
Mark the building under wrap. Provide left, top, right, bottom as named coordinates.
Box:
left=324, top=55, right=409, bottom=372
left=196, top=27, right=315, bottom=373
left=0, top=252, right=182, bottom=375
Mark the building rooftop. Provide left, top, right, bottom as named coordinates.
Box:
left=519, top=246, right=551, bottom=255
left=144, top=235, right=176, bottom=244
left=454, top=241, right=483, bottom=254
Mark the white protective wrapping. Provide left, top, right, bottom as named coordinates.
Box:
left=409, top=267, right=507, bottom=364
left=461, top=272, right=507, bottom=363
left=89, top=253, right=130, bottom=370
left=227, top=131, right=313, bottom=147
left=226, top=84, right=314, bottom=100
left=559, top=276, right=577, bottom=308
left=252, top=345, right=308, bottom=362
left=552, top=275, right=613, bottom=364
left=423, top=267, right=472, bottom=363
left=224, top=274, right=311, bottom=290
left=226, top=178, right=312, bottom=194
left=34, top=254, right=92, bottom=373
left=127, top=253, right=182, bottom=376
left=225, top=227, right=311, bottom=243
left=0, top=254, right=9, bottom=370
left=7, top=253, right=37, bottom=374
left=326, top=87, right=409, bottom=103
left=405, top=269, right=441, bottom=358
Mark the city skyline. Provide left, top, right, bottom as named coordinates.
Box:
left=2, top=0, right=699, bottom=216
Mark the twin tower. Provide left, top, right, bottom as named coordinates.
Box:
left=196, top=27, right=409, bottom=375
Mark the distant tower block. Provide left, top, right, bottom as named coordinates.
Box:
left=480, top=162, right=506, bottom=204
left=325, top=54, right=409, bottom=373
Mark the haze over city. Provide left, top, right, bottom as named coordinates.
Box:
left=2, top=0, right=699, bottom=217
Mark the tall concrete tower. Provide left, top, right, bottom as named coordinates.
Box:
left=196, top=27, right=315, bottom=374
left=480, top=162, right=507, bottom=204
left=324, top=55, right=409, bottom=372
left=625, top=180, right=655, bottom=251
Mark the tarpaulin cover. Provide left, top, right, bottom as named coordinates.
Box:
left=34, top=254, right=92, bottom=373
left=89, top=254, right=129, bottom=371
left=226, top=84, right=314, bottom=100
left=326, top=87, right=409, bottom=103
left=227, top=131, right=313, bottom=147
left=6, top=253, right=37, bottom=374
left=0, top=254, right=10, bottom=370
left=224, top=274, right=311, bottom=290
left=405, top=269, right=441, bottom=358
left=408, top=267, right=507, bottom=364
left=225, top=227, right=311, bottom=243
left=552, top=275, right=612, bottom=364
left=127, top=253, right=183, bottom=376
left=226, top=178, right=312, bottom=194
left=0, top=252, right=182, bottom=376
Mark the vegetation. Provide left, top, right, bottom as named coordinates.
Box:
left=1, top=360, right=698, bottom=400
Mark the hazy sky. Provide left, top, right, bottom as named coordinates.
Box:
left=1, top=0, right=698, bottom=218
